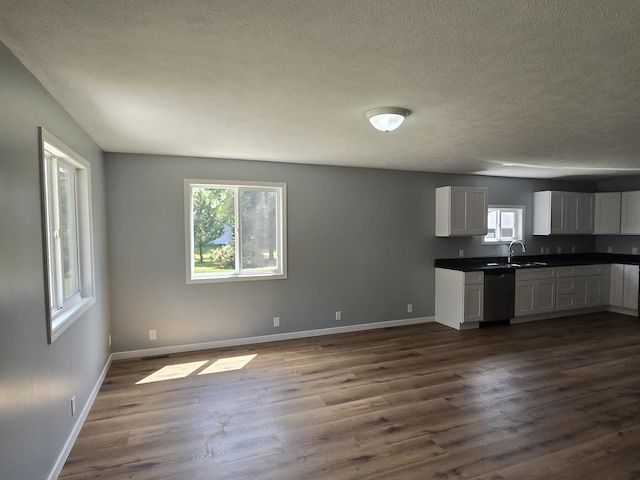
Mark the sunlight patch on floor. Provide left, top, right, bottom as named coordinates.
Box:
left=135, top=354, right=258, bottom=384
left=198, top=354, right=257, bottom=375
left=136, top=360, right=209, bottom=384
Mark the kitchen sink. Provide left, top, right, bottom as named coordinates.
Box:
left=509, top=261, right=548, bottom=268
left=485, top=261, right=548, bottom=268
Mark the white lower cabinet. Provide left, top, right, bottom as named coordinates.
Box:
left=609, top=263, right=625, bottom=307
left=464, top=283, right=484, bottom=323
left=555, top=265, right=608, bottom=311
left=609, top=264, right=638, bottom=311
left=437, top=262, right=638, bottom=331
left=514, top=268, right=556, bottom=317
left=622, top=265, right=638, bottom=310
left=435, top=269, right=484, bottom=329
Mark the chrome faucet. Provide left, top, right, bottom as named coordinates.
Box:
left=508, top=240, right=526, bottom=263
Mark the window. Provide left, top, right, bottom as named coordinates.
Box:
left=483, top=205, right=524, bottom=244
left=40, top=128, right=95, bottom=342
left=185, top=180, right=287, bottom=283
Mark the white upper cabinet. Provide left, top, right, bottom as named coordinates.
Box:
left=594, top=192, right=622, bottom=234
left=621, top=191, right=640, bottom=235
left=533, top=191, right=594, bottom=235
left=435, top=186, right=488, bottom=237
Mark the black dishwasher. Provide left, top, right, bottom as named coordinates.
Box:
left=483, top=269, right=515, bottom=323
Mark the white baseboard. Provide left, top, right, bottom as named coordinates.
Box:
left=48, top=353, right=113, bottom=480
left=606, top=306, right=638, bottom=317
left=112, top=316, right=435, bottom=360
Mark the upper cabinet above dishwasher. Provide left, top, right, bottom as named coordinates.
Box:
left=435, top=186, right=488, bottom=237
left=533, top=191, right=594, bottom=235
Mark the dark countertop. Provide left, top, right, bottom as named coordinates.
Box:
left=434, top=253, right=640, bottom=272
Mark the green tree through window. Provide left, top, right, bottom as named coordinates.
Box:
left=192, top=187, right=233, bottom=263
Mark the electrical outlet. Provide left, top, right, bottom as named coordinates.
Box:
left=407, top=304, right=413, bottom=313
left=335, top=311, right=342, bottom=321
left=557, top=246, right=562, bottom=253
left=571, top=246, right=576, bottom=253
left=458, top=249, right=464, bottom=258
left=108, top=334, right=112, bottom=347
left=633, top=247, right=638, bottom=255
left=149, top=329, right=157, bottom=341
left=545, top=247, right=550, bottom=254
left=540, top=247, right=544, bottom=254
left=607, top=246, right=613, bottom=253
left=70, top=396, right=76, bottom=417
left=273, top=316, right=280, bottom=327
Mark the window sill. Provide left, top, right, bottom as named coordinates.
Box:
left=482, top=240, right=524, bottom=246
left=50, top=296, right=95, bottom=343
left=187, top=272, right=287, bottom=285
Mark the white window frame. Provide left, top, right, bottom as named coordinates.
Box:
left=40, top=128, right=95, bottom=343
left=185, top=179, right=287, bottom=284
left=483, top=205, right=525, bottom=245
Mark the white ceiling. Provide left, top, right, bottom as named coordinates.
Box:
left=1, top=0, right=640, bottom=180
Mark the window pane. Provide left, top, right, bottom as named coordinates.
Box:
left=241, top=190, right=278, bottom=272
left=487, top=210, right=497, bottom=229
left=501, top=212, right=515, bottom=228
left=192, top=187, right=236, bottom=275
left=58, top=166, right=80, bottom=300
left=501, top=227, right=515, bottom=239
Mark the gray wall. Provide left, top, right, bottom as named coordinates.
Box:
left=105, top=153, right=596, bottom=352
left=595, top=175, right=640, bottom=254
left=0, top=42, right=110, bottom=479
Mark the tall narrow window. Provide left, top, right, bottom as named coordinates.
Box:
left=185, top=180, right=287, bottom=283
left=40, top=128, right=95, bottom=342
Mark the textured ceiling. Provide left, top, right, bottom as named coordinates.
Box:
left=1, top=0, right=640, bottom=180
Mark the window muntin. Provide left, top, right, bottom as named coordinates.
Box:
left=40, top=128, right=95, bottom=342
left=484, top=206, right=524, bottom=244
left=186, top=180, right=286, bottom=283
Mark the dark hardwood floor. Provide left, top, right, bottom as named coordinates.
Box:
left=60, top=312, right=640, bottom=479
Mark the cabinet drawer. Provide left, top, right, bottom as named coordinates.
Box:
left=465, top=271, right=484, bottom=285
left=556, top=294, right=576, bottom=311
left=557, top=278, right=576, bottom=294
left=556, top=266, right=577, bottom=278
left=576, top=264, right=606, bottom=276
left=516, top=267, right=556, bottom=282
left=557, top=264, right=606, bottom=277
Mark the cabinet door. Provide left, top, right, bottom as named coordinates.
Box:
left=450, top=188, right=469, bottom=235
left=536, top=279, right=556, bottom=313
left=564, top=192, right=579, bottom=233
left=621, top=191, right=640, bottom=234
left=564, top=193, right=593, bottom=234
left=577, top=194, right=594, bottom=234
left=574, top=277, right=588, bottom=308
left=594, top=192, right=621, bottom=234
left=550, top=192, right=565, bottom=234
left=467, top=189, right=488, bottom=235
left=464, top=284, right=484, bottom=322
left=586, top=276, right=604, bottom=307
left=610, top=264, right=624, bottom=307
left=515, top=281, right=536, bottom=317
left=623, top=265, right=639, bottom=310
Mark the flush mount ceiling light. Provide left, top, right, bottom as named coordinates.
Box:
left=365, top=107, right=411, bottom=132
